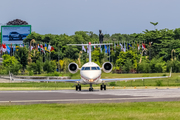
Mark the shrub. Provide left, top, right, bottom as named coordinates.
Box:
left=150, top=57, right=166, bottom=73
left=122, top=58, right=133, bottom=73
left=2, top=54, right=21, bottom=75
left=29, top=70, right=34, bottom=76
left=69, top=71, right=80, bottom=78
left=109, top=82, right=116, bottom=86
left=137, top=61, right=151, bottom=73
left=43, top=60, right=56, bottom=73
left=162, top=74, right=167, bottom=76
left=0, top=66, right=7, bottom=75
left=27, top=58, right=43, bottom=74
left=46, top=71, right=61, bottom=76
left=156, top=80, right=162, bottom=86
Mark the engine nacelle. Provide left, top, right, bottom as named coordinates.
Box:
left=68, top=63, right=79, bottom=74
left=102, top=62, right=113, bottom=73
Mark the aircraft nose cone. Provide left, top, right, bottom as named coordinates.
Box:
left=80, top=69, right=101, bottom=82
left=84, top=71, right=99, bottom=80
left=86, top=74, right=96, bottom=79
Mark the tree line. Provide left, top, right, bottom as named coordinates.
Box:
left=1, top=25, right=180, bottom=75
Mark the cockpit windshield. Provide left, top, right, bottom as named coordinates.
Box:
left=81, top=67, right=101, bottom=70
left=91, top=67, right=97, bottom=70
left=84, top=67, right=90, bottom=70
left=97, top=67, right=100, bottom=70
left=81, top=67, right=90, bottom=70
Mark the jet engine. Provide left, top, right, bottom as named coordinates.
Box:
left=102, top=62, right=113, bottom=73
left=68, top=63, right=79, bottom=74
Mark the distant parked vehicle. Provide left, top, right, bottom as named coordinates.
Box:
left=9, top=32, right=23, bottom=40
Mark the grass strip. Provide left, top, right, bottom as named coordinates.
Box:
left=0, top=102, right=180, bottom=120
left=0, top=86, right=179, bottom=91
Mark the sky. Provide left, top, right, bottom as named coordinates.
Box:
left=0, top=0, right=180, bottom=35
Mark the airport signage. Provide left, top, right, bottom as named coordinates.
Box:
left=1, top=25, right=31, bottom=44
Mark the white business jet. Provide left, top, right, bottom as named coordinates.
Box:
left=14, top=42, right=171, bottom=91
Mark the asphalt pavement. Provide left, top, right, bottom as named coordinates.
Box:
left=0, top=89, right=180, bottom=104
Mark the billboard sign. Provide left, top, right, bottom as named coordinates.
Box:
left=1, top=25, right=31, bottom=44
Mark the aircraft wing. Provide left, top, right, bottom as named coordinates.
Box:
left=13, top=79, right=81, bottom=83
left=102, top=76, right=170, bottom=82
left=102, top=70, right=171, bottom=82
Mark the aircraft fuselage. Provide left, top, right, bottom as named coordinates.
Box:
left=80, top=62, right=102, bottom=84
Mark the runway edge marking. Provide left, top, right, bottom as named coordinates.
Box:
left=0, top=96, right=179, bottom=103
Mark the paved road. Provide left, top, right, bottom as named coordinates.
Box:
left=0, top=89, right=180, bottom=104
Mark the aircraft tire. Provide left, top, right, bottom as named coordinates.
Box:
left=100, top=85, right=103, bottom=90
left=79, top=86, right=81, bottom=91
left=89, top=88, right=93, bottom=91
left=104, top=85, right=106, bottom=90
left=76, top=86, right=78, bottom=91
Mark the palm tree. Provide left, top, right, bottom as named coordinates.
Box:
left=150, top=22, right=158, bottom=29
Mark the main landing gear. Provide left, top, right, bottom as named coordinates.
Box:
left=76, top=84, right=81, bottom=91
left=100, top=83, right=106, bottom=90
left=89, top=83, right=93, bottom=91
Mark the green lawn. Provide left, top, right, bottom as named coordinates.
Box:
left=0, top=102, right=180, bottom=120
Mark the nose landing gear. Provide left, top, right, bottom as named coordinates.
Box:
left=89, top=83, right=93, bottom=91
left=76, top=84, right=81, bottom=91
left=100, top=83, right=106, bottom=90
